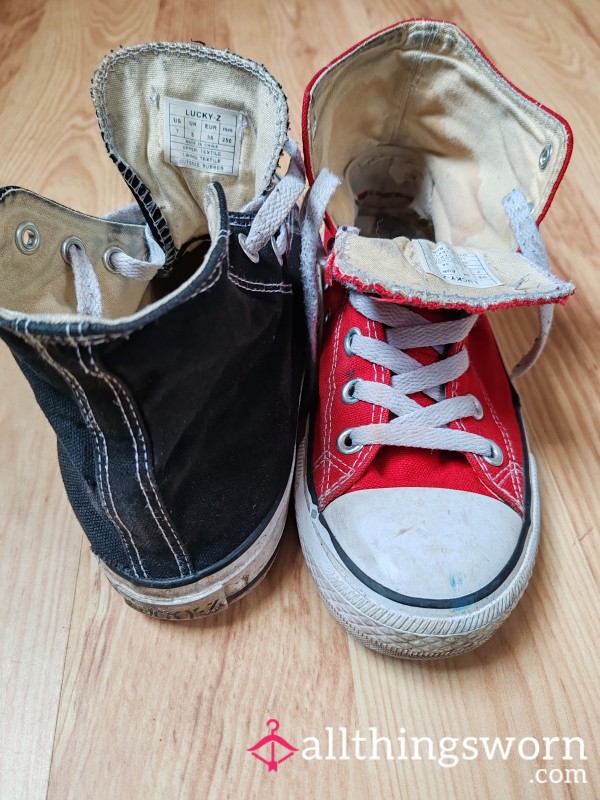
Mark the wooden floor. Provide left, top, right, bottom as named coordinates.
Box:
left=0, top=1, right=598, bottom=798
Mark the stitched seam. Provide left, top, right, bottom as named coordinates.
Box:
left=334, top=231, right=570, bottom=308
left=321, top=321, right=374, bottom=502
left=496, top=468, right=524, bottom=495
left=95, top=44, right=287, bottom=190
left=17, top=244, right=227, bottom=347
left=448, top=372, right=517, bottom=508
left=315, top=453, right=348, bottom=484
left=228, top=270, right=292, bottom=290
left=320, top=318, right=382, bottom=504
left=494, top=462, right=524, bottom=488
left=86, top=344, right=192, bottom=574
left=315, top=448, right=348, bottom=472
left=324, top=454, right=348, bottom=479
left=77, top=337, right=192, bottom=577
left=20, top=321, right=145, bottom=577
left=227, top=271, right=292, bottom=294
left=322, top=296, right=347, bottom=496
left=453, top=413, right=517, bottom=506
left=477, top=377, right=523, bottom=506
left=0, top=226, right=229, bottom=343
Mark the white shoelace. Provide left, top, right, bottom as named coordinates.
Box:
left=238, top=137, right=306, bottom=263
left=66, top=224, right=165, bottom=317
left=337, top=293, right=501, bottom=462
left=299, top=177, right=555, bottom=465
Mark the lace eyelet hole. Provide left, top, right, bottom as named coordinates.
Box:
left=337, top=428, right=363, bottom=454
left=471, top=395, right=484, bottom=420
left=15, top=222, right=40, bottom=254
left=61, top=236, right=86, bottom=264
left=270, top=235, right=284, bottom=266
left=344, top=327, right=361, bottom=356
left=238, top=232, right=259, bottom=263
left=102, top=247, right=123, bottom=275
left=341, top=379, right=359, bottom=404
left=539, top=144, right=552, bottom=171
left=483, top=441, right=504, bottom=467
left=103, top=246, right=121, bottom=273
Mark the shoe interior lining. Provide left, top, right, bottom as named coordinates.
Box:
left=92, top=43, right=289, bottom=250
left=0, top=189, right=153, bottom=317
left=0, top=44, right=289, bottom=320
left=0, top=188, right=209, bottom=319
left=306, top=21, right=569, bottom=249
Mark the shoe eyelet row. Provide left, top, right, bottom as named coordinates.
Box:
left=341, top=379, right=359, bottom=404
left=337, top=428, right=363, bottom=454
left=344, top=327, right=361, bottom=356
left=483, top=441, right=504, bottom=467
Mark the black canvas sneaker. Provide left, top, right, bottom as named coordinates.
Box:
left=0, top=43, right=306, bottom=618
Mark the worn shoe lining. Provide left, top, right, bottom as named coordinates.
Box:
left=0, top=44, right=289, bottom=319
left=92, top=43, right=289, bottom=249
left=307, top=21, right=569, bottom=250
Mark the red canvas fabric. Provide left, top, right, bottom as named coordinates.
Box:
left=306, top=19, right=571, bottom=520
left=312, top=285, right=525, bottom=514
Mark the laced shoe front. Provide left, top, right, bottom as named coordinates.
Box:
left=295, top=20, right=574, bottom=658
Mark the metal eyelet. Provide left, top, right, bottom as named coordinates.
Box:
left=539, top=144, right=553, bottom=171
left=470, top=395, right=484, bottom=420
left=15, top=222, right=40, bottom=254
left=344, top=327, right=361, bottom=356
left=324, top=308, right=331, bottom=324
left=270, top=235, right=284, bottom=266
left=238, top=232, right=259, bottom=263
left=103, top=246, right=121, bottom=273
left=61, top=236, right=86, bottom=264
left=482, top=441, right=504, bottom=467
left=341, top=379, right=359, bottom=404
left=337, top=428, right=363, bottom=454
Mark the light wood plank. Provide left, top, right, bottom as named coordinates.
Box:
left=0, top=347, right=82, bottom=800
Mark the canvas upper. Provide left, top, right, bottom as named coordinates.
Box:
left=296, top=20, right=573, bottom=648
left=0, top=43, right=305, bottom=601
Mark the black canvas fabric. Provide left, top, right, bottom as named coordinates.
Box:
left=0, top=184, right=305, bottom=586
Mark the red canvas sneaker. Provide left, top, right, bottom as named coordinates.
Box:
left=295, top=20, right=574, bottom=658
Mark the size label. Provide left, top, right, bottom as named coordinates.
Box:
left=163, top=97, right=244, bottom=176
left=413, top=240, right=503, bottom=288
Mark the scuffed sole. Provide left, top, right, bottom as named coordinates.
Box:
left=294, top=436, right=540, bottom=659
left=99, top=464, right=294, bottom=620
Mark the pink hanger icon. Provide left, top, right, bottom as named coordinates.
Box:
left=247, top=719, right=298, bottom=772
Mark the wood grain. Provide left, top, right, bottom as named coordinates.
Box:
left=0, top=1, right=598, bottom=798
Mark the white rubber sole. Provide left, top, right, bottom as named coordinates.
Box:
left=295, top=436, right=540, bottom=659
left=100, top=464, right=294, bottom=620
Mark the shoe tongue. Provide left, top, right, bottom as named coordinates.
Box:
left=328, top=227, right=573, bottom=312
left=92, top=43, right=288, bottom=263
